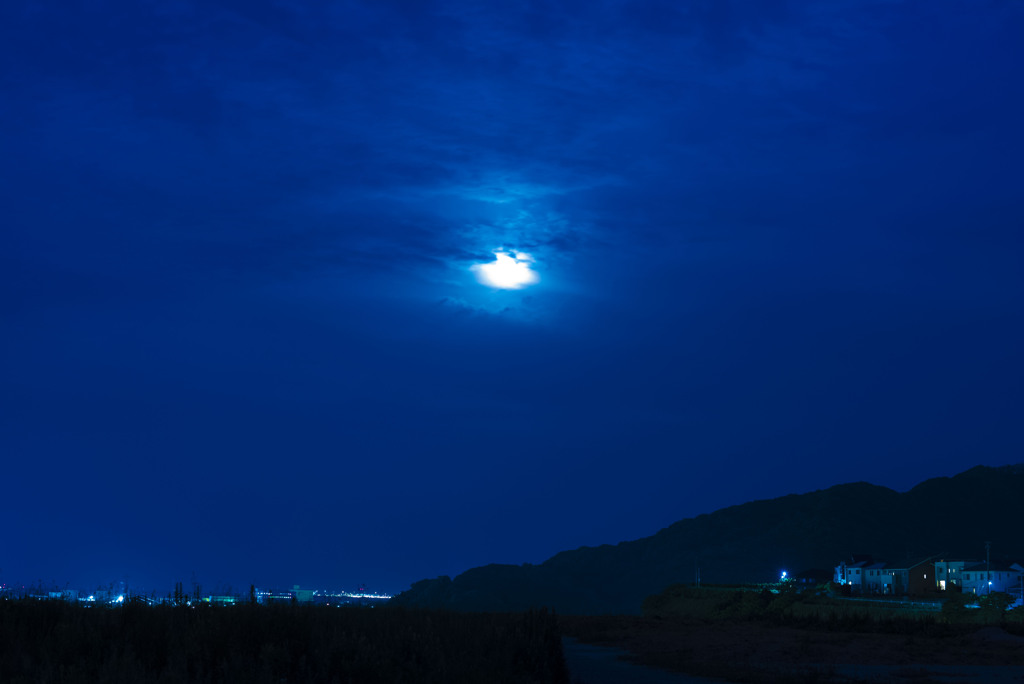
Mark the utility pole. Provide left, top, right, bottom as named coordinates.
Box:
left=985, top=541, right=992, bottom=594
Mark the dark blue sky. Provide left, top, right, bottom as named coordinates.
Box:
left=3, top=0, right=1022, bottom=594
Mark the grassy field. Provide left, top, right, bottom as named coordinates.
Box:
left=0, top=599, right=568, bottom=684
left=7, top=586, right=1024, bottom=684
left=642, top=583, right=1024, bottom=628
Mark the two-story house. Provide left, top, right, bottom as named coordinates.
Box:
left=934, top=559, right=973, bottom=591
left=960, top=562, right=1024, bottom=596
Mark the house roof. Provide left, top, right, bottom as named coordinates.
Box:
left=963, top=562, right=1022, bottom=573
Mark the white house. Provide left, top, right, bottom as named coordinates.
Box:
left=835, top=556, right=875, bottom=592
left=934, top=559, right=972, bottom=591
left=860, top=562, right=890, bottom=594
left=960, top=562, right=1024, bottom=596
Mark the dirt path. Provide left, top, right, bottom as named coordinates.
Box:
left=562, top=637, right=723, bottom=684
left=561, top=616, right=1024, bottom=683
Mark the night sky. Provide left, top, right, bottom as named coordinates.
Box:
left=3, top=1, right=1023, bottom=594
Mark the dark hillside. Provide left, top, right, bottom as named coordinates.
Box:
left=392, top=465, right=1024, bottom=614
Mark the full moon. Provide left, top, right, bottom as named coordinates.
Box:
left=471, top=251, right=540, bottom=290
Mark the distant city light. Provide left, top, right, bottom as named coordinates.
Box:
left=319, top=590, right=393, bottom=600
left=3, top=583, right=392, bottom=606
left=780, top=570, right=787, bottom=581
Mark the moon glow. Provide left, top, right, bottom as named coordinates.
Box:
left=472, top=251, right=540, bottom=290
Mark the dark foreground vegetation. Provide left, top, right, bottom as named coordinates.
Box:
left=0, top=599, right=568, bottom=684
left=561, top=584, right=1024, bottom=683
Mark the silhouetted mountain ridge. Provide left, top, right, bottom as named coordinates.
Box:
left=391, top=465, right=1024, bottom=614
